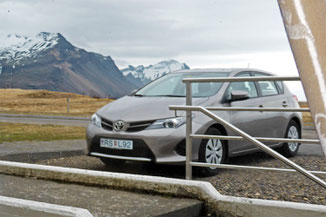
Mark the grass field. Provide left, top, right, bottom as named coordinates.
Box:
left=0, top=122, right=86, bottom=143
left=299, top=101, right=313, bottom=125
left=0, top=89, right=113, bottom=116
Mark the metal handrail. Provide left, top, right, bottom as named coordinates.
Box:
left=191, top=134, right=320, bottom=144
left=190, top=162, right=326, bottom=175
left=168, top=75, right=326, bottom=189
left=170, top=105, right=326, bottom=188
left=205, top=107, right=310, bottom=112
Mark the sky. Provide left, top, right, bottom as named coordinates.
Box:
left=0, top=0, right=306, bottom=99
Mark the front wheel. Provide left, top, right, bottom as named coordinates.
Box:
left=198, top=128, right=227, bottom=176
left=279, top=120, right=301, bottom=157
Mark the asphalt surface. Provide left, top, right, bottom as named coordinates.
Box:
left=0, top=140, right=86, bottom=162
left=0, top=114, right=90, bottom=127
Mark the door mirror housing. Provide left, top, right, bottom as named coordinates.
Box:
left=230, top=90, right=249, bottom=101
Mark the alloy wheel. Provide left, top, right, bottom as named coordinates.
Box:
left=287, top=125, right=299, bottom=152
left=205, top=138, right=223, bottom=165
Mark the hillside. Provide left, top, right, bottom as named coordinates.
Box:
left=0, top=32, right=137, bottom=98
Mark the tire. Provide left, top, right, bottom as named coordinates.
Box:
left=198, top=128, right=227, bottom=176
left=100, top=157, right=125, bottom=167
left=279, top=120, right=301, bottom=157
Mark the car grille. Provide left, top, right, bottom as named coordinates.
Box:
left=126, top=120, right=155, bottom=132
left=101, top=117, right=113, bottom=131
left=100, top=117, right=155, bottom=132
left=90, top=136, right=155, bottom=160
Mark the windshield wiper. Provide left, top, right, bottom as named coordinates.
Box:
left=134, top=94, right=144, bottom=97
left=155, top=95, right=185, bottom=97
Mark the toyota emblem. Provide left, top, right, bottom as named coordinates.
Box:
left=113, top=120, right=125, bottom=131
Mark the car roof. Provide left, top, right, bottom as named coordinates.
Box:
left=172, top=68, right=275, bottom=76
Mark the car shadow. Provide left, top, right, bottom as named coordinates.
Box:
left=97, top=151, right=276, bottom=179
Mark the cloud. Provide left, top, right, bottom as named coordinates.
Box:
left=0, top=0, right=303, bottom=98
left=0, top=0, right=291, bottom=59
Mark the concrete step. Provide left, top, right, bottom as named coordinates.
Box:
left=0, top=174, right=203, bottom=217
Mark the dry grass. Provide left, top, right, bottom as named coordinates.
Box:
left=0, top=89, right=113, bottom=116
left=0, top=122, right=85, bottom=143
left=299, top=101, right=313, bottom=125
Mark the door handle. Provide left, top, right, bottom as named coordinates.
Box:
left=259, top=105, right=263, bottom=112
left=282, top=101, right=288, bottom=107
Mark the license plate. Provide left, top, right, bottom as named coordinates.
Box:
left=100, top=138, right=133, bottom=150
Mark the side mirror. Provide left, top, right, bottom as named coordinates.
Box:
left=230, top=90, right=249, bottom=101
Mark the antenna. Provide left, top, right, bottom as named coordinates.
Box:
left=247, top=63, right=250, bottom=68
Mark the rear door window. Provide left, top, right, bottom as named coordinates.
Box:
left=275, top=81, right=284, bottom=93
left=254, top=73, right=278, bottom=96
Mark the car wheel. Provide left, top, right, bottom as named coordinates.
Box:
left=279, top=120, right=301, bottom=157
left=100, top=157, right=125, bottom=167
left=198, top=128, right=227, bottom=176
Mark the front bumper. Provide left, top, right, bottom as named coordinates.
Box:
left=86, top=121, right=206, bottom=164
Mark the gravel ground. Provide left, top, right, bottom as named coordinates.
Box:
left=36, top=153, right=326, bottom=205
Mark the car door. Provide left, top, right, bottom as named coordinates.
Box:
left=253, top=72, right=288, bottom=141
left=224, top=72, right=265, bottom=154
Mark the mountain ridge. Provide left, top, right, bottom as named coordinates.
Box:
left=121, top=59, right=189, bottom=86
left=0, top=32, right=190, bottom=98
left=0, top=32, right=137, bottom=98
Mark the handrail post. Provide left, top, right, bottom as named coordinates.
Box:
left=185, top=81, right=192, bottom=179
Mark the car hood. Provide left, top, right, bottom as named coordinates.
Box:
left=97, top=96, right=208, bottom=122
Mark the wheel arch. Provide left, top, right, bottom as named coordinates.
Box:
left=290, top=116, right=302, bottom=136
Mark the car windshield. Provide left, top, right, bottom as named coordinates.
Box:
left=135, top=72, right=229, bottom=97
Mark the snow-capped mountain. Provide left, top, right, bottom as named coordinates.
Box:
left=0, top=32, right=59, bottom=65
left=121, top=60, right=190, bottom=87
left=0, top=32, right=137, bottom=98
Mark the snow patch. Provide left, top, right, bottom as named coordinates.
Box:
left=121, top=60, right=189, bottom=83
left=0, top=32, right=59, bottom=64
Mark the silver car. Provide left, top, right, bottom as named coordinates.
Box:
left=86, top=69, right=302, bottom=175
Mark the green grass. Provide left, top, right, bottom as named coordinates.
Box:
left=0, top=123, right=86, bottom=143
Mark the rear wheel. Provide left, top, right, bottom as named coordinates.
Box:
left=198, top=128, right=227, bottom=176
left=279, top=120, right=301, bottom=157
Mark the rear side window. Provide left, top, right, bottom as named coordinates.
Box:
left=254, top=73, right=279, bottom=96
left=275, top=81, right=284, bottom=93
left=257, top=81, right=278, bottom=96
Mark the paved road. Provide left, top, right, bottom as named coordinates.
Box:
left=0, top=113, right=90, bottom=127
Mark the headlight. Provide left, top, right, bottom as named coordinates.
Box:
left=146, top=117, right=187, bottom=130
left=91, top=113, right=102, bottom=128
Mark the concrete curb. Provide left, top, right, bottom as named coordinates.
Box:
left=0, top=150, right=85, bottom=163
left=0, top=113, right=90, bottom=121
left=0, top=195, right=93, bottom=217
left=0, top=161, right=325, bottom=217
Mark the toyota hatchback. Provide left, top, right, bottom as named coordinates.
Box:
left=86, top=69, right=302, bottom=175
